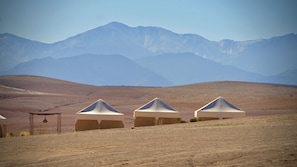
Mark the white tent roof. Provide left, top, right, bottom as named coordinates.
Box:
left=0, top=115, right=6, bottom=120
left=195, top=96, right=245, bottom=119
left=76, top=99, right=124, bottom=121
left=197, top=96, right=243, bottom=112
left=134, top=97, right=180, bottom=118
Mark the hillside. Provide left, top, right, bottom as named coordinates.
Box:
left=0, top=75, right=296, bottom=135
left=3, top=52, right=296, bottom=86
left=135, top=53, right=263, bottom=85
left=2, top=53, right=268, bottom=86
left=1, top=54, right=172, bottom=86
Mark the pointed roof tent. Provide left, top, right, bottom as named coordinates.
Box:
left=76, top=99, right=124, bottom=120
left=78, top=99, right=123, bottom=116
left=135, top=97, right=177, bottom=112
left=134, top=97, right=180, bottom=117
left=133, top=97, right=180, bottom=127
left=75, top=99, right=124, bottom=131
left=195, top=96, right=246, bottom=120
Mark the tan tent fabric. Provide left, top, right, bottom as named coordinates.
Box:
left=75, top=99, right=124, bottom=131
left=133, top=97, right=180, bottom=127
left=75, top=120, right=99, bottom=131
left=0, top=115, right=6, bottom=138
left=100, top=120, right=124, bottom=129
left=195, top=96, right=246, bottom=121
left=157, top=117, right=179, bottom=125
left=134, top=117, right=156, bottom=127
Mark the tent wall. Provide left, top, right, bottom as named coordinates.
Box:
left=0, top=124, right=6, bottom=138
left=157, top=118, right=179, bottom=125
left=134, top=117, right=180, bottom=127
left=196, top=112, right=246, bottom=120
left=100, top=120, right=124, bottom=129
left=75, top=120, right=124, bottom=131
left=134, top=117, right=156, bottom=127
left=75, top=120, right=99, bottom=131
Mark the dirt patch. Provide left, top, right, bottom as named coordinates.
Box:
left=0, top=114, right=297, bottom=166
left=1, top=76, right=297, bottom=135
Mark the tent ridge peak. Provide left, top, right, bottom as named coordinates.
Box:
left=194, top=96, right=246, bottom=120
left=77, top=99, right=122, bottom=114
left=135, top=97, right=177, bottom=111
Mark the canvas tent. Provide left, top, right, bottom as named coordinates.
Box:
left=75, top=99, right=124, bottom=131
left=195, top=96, right=246, bottom=121
left=133, top=97, right=180, bottom=127
left=0, top=115, right=7, bottom=138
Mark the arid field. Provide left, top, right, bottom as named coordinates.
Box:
left=0, top=75, right=297, bottom=166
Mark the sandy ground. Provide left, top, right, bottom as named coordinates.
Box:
left=1, top=76, right=297, bottom=135
left=1, top=113, right=297, bottom=166
left=0, top=76, right=297, bottom=166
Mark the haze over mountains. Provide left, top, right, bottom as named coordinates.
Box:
left=0, top=22, right=296, bottom=86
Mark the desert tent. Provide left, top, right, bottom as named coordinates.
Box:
left=75, top=99, right=124, bottom=131
left=0, top=115, right=7, bottom=138
left=133, top=97, right=180, bottom=127
left=194, top=96, right=246, bottom=121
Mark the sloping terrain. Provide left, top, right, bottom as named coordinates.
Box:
left=135, top=52, right=263, bottom=85
left=0, top=75, right=297, bottom=166
left=1, top=54, right=172, bottom=86
left=0, top=75, right=296, bottom=135
left=0, top=113, right=296, bottom=166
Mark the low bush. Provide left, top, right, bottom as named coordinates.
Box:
left=20, top=131, right=30, bottom=136
left=177, top=118, right=187, bottom=123
left=190, top=118, right=198, bottom=122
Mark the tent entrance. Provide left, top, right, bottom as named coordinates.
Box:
left=75, top=120, right=124, bottom=131
left=75, top=120, right=99, bottom=131
left=134, top=117, right=156, bottom=127
left=100, top=120, right=124, bottom=129
left=134, top=117, right=180, bottom=127
left=157, top=118, right=179, bottom=125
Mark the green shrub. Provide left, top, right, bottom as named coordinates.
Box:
left=20, top=131, right=30, bottom=136
left=190, top=118, right=198, bottom=122
left=177, top=118, right=187, bottom=123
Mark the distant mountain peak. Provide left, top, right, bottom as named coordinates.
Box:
left=104, top=21, right=130, bottom=28
left=0, top=33, right=43, bottom=43
left=1, top=22, right=296, bottom=86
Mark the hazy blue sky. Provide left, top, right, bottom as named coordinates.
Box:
left=0, top=0, right=296, bottom=43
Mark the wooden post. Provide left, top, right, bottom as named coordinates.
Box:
left=29, top=113, right=34, bottom=135
left=0, top=124, right=7, bottom=138
left=57, top=113, right=61, bottom=134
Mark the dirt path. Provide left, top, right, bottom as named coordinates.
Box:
left=1, top=114, right=297, bottom=166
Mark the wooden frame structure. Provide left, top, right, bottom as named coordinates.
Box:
left=0, top=124, right=6, bottom=138
left=29, top=112, right=61, bottom=135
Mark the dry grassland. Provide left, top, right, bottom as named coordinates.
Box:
left=1, top=114, right=297, bottom=166
left=0, top=75, right=297, bottom=166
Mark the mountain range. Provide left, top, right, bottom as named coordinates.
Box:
left=2, top=54, right=172, bottom=86
left=0, top=21, right=296, bottom=86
